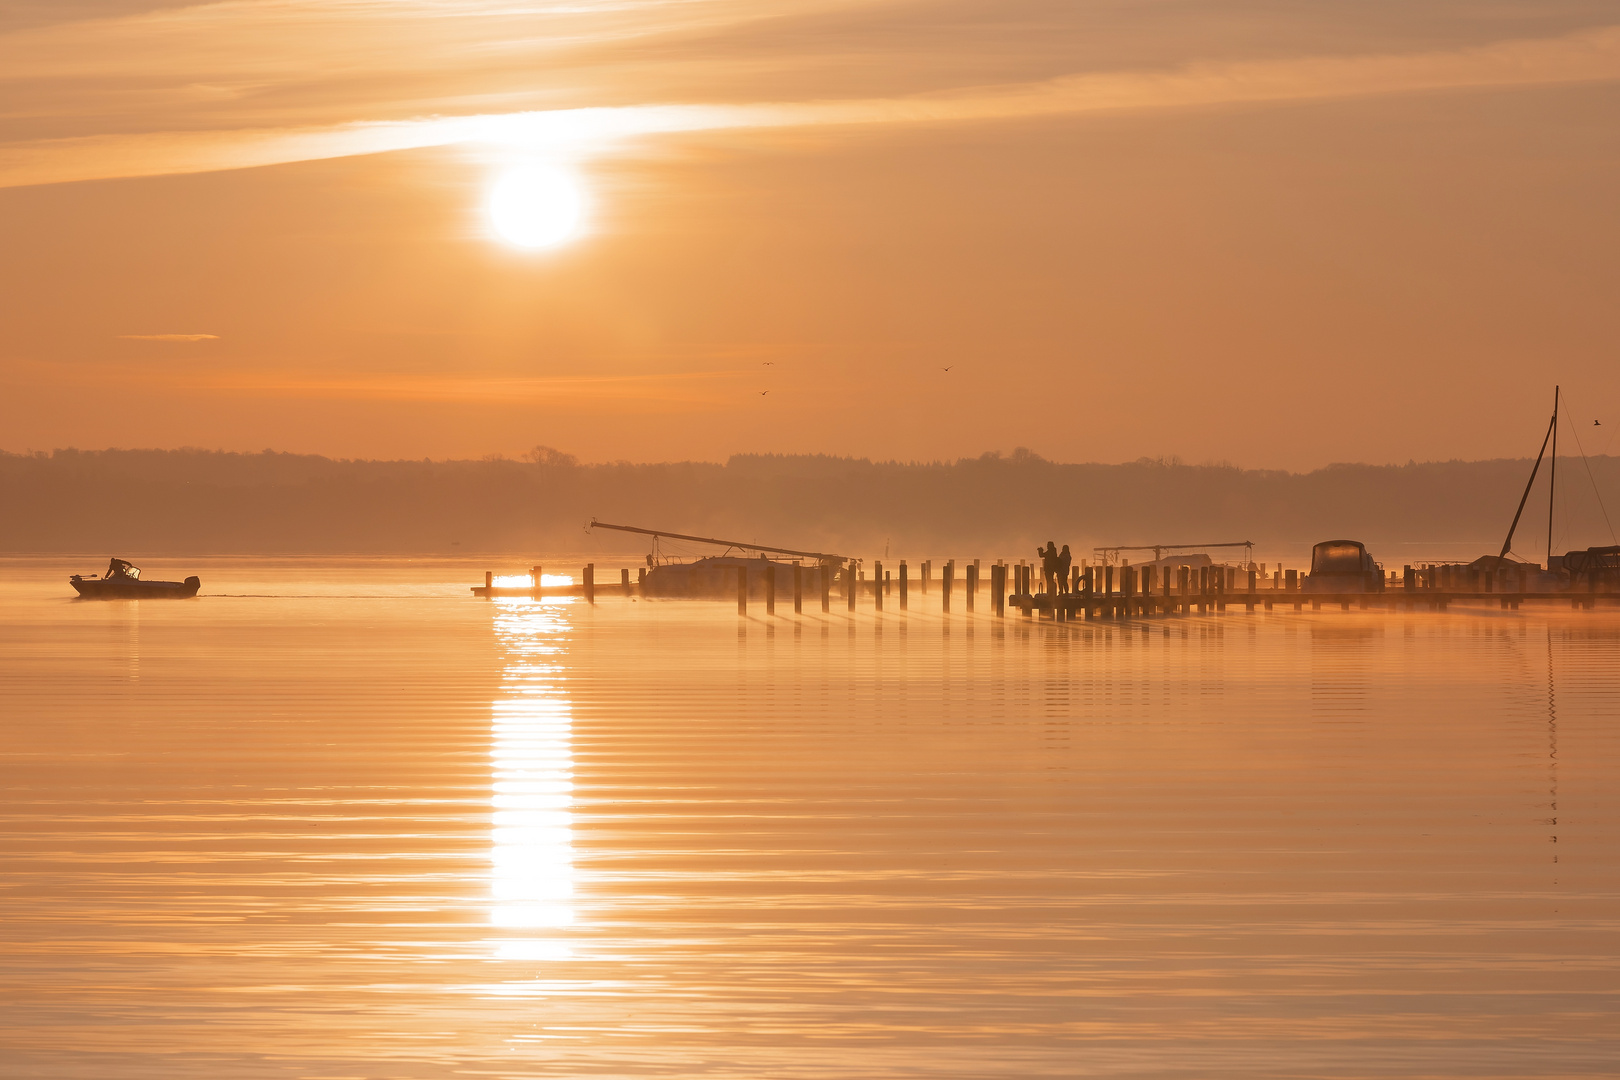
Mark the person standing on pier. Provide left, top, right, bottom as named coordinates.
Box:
left=1057, top=545, right=1073, bottom=593
left=1037, top=541, right=1058, bottom=593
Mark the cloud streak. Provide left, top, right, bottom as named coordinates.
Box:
left=4, top=24, right=1620, bottom=188
left=194, top=367, right=755, bottom=407
left=118, top=333, right=221, bottom=341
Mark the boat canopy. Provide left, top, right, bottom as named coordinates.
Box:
left=1311, top=541, right=1372, bottom=575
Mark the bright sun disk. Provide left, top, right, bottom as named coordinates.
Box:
left=487, top=165, right=586, bottom=249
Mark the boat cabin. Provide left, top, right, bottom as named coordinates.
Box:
left=1305, top=540, right=1383, bottom=593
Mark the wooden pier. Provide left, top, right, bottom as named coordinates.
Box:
left=471, top=561, right=1616, bottom=614
left=1008, top=585, right=1616, bottom=618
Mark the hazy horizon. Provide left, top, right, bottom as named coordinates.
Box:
left=8, top=444, right=1616, bottom=564
left=6, top=441, right=1616, bottom=473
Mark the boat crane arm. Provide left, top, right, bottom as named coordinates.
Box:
left=589, top=520, right=850, bottom=563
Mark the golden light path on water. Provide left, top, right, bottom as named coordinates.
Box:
left=493, top=573, right=575, bottom=588
left=489, top=597, right=576, bottom=958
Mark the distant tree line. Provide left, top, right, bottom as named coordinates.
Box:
left=2, top=446, right=1616, bottom=563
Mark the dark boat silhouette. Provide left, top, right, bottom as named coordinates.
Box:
left=1302, top=540, right=1385, bottom=594
left=71, top=559, right=200, bottom=599
left=589, top=520, right=845, bottom=598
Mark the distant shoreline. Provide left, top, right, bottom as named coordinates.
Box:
left=3, top=448, right=1614, bottom=563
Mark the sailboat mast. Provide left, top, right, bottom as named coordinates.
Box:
left=1547, top=385, right=1559, bottom=562
left=1498, top=404, right=1557, bottom=560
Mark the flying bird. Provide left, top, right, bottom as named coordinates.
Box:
left=1595, top=419, right=1602, bottom=426
left=942, top=365, right=953, bottom=372
left=760, top=390, right=770, bottom=396
left=762, top=361, right=774, bottom=365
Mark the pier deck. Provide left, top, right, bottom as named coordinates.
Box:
left=471, top=564, right=1615, bottom=615
left=1010, top=588, right=1617, bottom=617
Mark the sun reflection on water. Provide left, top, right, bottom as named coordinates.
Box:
left=493, top=573, right=575, bottom=588
left=489, top=597, right=576, bottom=959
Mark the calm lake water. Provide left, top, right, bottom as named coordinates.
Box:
left=2, top=557, right=1617, bottom=1078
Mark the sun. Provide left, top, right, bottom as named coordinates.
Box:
left=486, top=164, right=587, bottom=250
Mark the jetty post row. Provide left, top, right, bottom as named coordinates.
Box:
left=474, top=549, right=1619, bottom=616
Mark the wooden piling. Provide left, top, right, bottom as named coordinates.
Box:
left=900, top=561, right=909, bottom=610
left=794, top=564, right=803, bottom=614
left=621, top=568, right=630, bottom=593
left=533, top=566, right=544, bottom=594
left=847, top=563, right=856, bottom=611
left=873, top=560, right=884, bottom=611
left=992, top=564, right=1005, bottom=617
left=942, top=560, right=954, bottom=613
left=485, top=570, right=493, bottom=590
left=922, top=561, right=931, bottom=594
left=737, top=566, right=747, bottom=615
left=584, top=564, right=595, bottom=604
left=765, top=564, right=776, bottom=615
left=966, top=564, right=977, bottom=611
left=820, top=563, right=831, bottom=613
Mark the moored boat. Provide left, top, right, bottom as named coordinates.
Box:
left=1302, top=540, right=1384, bottom=593
left=71, top=559, right=201, bottom=599
left=590, top=520, right=845, bottom=599
left=642, top=553, right=825, bottom=598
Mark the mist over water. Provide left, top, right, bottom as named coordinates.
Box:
left=2, top=558, right=1617, bottom=1077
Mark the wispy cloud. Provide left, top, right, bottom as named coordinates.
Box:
left=196, top=367, right=752, bottom=406
left=5, top=24, right=1620, bottom=189
left=118, top=333, right=221, bottom=341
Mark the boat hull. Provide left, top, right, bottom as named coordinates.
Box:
left=643, top=557, right=825, bottom=599
left=1302, top=572, right=1383, bottom=594
left=71, top=577, right=200, bottom=599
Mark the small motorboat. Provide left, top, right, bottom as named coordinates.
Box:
left=71, top=558, right=201, bottom=599
left=1302, top=540, right=1384, bottom=594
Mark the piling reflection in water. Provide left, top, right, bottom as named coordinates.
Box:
left=489, top=597, right=576, bottom=959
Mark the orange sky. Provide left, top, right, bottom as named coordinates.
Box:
left=2, top=1, right=1619, bottom=470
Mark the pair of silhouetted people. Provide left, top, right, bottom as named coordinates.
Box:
left=1036, top=541, right=1073, bottom=593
